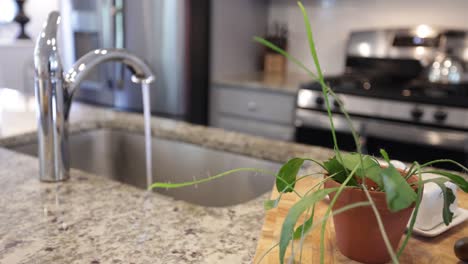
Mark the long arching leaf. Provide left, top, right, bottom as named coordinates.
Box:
left=278, top=188, right=338, bottom=264
left=422, top=170, right=468, bottom=192
left=424, top=177, right=457, bottom=225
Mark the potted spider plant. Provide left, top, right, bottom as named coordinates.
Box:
left=151, top=2, right=468, bottom=263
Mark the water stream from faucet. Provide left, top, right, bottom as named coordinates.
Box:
left=142, top=83, right=153, bottom=189
left=135, top=82, right=154, bottom=245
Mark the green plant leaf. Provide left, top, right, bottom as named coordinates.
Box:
left=293, top=207, right=315, bottom=240
left=442, top=187, right=456, bottom=225
left=380, top=149, right=390, bottom=162
left=404, top=162, right=417, bottom=180
left=276, top=158, right=305, bottom=193
left=325, top=153, right=383, bottom=188
left=341, top=153, right=383, bottom=188
left=397, top=165, right=423, bottom=258
left=323, top=154, right=358, bottom=186
left=266, top=173, right=325, bottom=211
left=422, top=170, right=468, bottom=192
left=279, top=188, right=338, bottom=264
left=419, top=159, right=468, bottom=172
left=381, top=165, right=417, bottom=212
left=365, top=165, right=385, bottom=189
left=149, top=167, right=273, bottom=189
left=324, top=157, right=347, bottom=183
left=427, top=178, right=457, bottom=225
left=340, top=153, right=366, bottom=170
left=297, top=1, right=347, bottom=160
left=264, top=198, right=280, bottom=210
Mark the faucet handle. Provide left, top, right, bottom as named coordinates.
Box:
left=34, top=11, right=62, bottom=77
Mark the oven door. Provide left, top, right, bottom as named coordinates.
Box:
left=295, top=109, right=368, bottom=152
left=365, top=120, right=468, bottom=170
left=295, top=109, right=468, bottom=170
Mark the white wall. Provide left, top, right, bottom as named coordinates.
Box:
left=24, top=0, right=60, bottom=39
left=269, top=0, right=468, bottom=75
left=210, top=0, right=269, bottom=79
left=0, top=0, right=58, bottom=91
left=0, top=0, right=59, bottom=40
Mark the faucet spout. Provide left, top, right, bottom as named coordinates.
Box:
left=33, top=11, right=155, bottom=182
left=65, top=49, right=155, bottom=100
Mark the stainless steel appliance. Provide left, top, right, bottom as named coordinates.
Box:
left=60, top=0, right=210, bottom=124
left=296, top=27, right=468, bottom=169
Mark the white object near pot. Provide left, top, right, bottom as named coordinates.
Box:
left=340, top=159, right=465, bottom=235
left=381, top=160, right=465, bottom=234
left=413, top=173, right=459, bottom=231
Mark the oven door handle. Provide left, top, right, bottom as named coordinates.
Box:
left=296, top=109, right=365, bottom=133
left=365, top=120, right=468, bottom=152
left=296, top=109, right=468, bottom=151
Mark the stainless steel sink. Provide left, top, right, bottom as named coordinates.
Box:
left=9, top=129, right=280, bottom=207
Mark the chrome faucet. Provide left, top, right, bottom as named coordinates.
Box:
left=34, top=12, right=154, bottom=182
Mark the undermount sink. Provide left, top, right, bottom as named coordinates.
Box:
left=9, top=129, right=280, bottom=207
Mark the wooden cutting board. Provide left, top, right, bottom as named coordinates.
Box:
left=253, top=177, right=468, bottom=263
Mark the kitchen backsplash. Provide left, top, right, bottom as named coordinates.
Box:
left=268, top=0, right=468, bottom=75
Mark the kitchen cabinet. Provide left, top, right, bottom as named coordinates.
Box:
left=210, top=84, right=296, bottom=141
left=0, top=40, right=34, bottom=93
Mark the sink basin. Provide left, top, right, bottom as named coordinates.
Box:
left=9, top=129, right=280, bottom=206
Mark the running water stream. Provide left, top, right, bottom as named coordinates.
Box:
left=134, top=82, right=154, bottom=245
left=142, top=82, right=153, bottom=189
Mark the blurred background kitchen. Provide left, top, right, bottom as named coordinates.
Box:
left=0, top=0, right=467, bottom=169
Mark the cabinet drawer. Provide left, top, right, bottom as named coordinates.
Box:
left=213, top=86, right=295, bottom=125
left=215, top=114, right=294, bottom=141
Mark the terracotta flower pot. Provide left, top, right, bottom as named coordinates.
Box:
left=324, top=174, right=417, bottom=264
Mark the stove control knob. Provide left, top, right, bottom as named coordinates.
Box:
left=411, top=108, right=424, bottom=120
left=434, top=110, right=447, bottom=122
left=333, top=100, right=341, bottom=109
left=315, top=96, right=324, bottom=107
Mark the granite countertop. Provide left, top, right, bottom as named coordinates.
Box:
left=0, top=97, right=333, bottom=263
left=213, top=72, right=311, bottom=95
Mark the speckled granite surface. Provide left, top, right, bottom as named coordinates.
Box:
left=0, top=103, right=333, bottom=264
left=213, top=72, right=311, bottom=95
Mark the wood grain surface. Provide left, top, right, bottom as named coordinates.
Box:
left=253, top=177, right=468, bottom=263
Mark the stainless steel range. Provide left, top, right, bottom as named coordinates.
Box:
left=295, top=27, right=468, bottom=169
